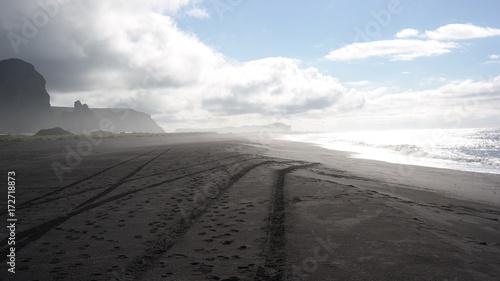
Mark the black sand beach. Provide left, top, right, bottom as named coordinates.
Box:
left=1, top=135, right=499, bottom=280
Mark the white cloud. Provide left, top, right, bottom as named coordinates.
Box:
left=395, top=28, right=420, bottom=38
left=325, top=39, right=459, bottom=61
left=328, top=23, right=500, bottom=63
left=288, top=75, right=500, bottom=130
left=483, top=54, right=500, bottom=64
left=435, top=75, right=500, bottom=96
left=1, top=2, right=499, bottom=131
left=344, top=76, right=500, bottom=130
left=344, top=81, right=370, bottom=87
left=420, top=77, right=448, bottom=86
left=186, top=8, right=209, bottom=19
left=0, top=0, right=347, bottom=129
left=202, top=57, right=346, bottom=115
left=395, top=24, right=500, bottom=41
left=422, top=23, right=500, bottom=40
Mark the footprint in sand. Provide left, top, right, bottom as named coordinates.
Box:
left=237, top=265, right=253, bottom=273
left=221, top=276, right=241, bottom=281
left=65, top=235, right=80, bottom=241
left=91, top=235, right=104, bottom=241
left=195, top=263, right=214, bottom=274
left=49, top=267, right=62, bottom=273
left=168, top=254, right=188, bottom=259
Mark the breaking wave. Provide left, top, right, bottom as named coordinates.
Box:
left=281, top=128, right=500, bottom=174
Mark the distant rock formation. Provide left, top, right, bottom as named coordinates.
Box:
left=51, top=106, right=165, bottom=134
left=91, top=108, right=165, bottom=134
left=0, top=58, right=165, bottom=134
left=35, top=127, right=73, bottom=136
left=176, top=123, right=291, bottom=133
left=0, top=58, right=51, bottom=133
left=56, top=100, right=99, bottom=133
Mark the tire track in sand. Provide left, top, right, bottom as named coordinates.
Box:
left=0, top=157, right=265, bottom=262
left=255, top=163, right=318, bottom=281
left=19, top=153, right=250, bottom=211
left=74, top=147, right=175, bottom=209
left=17, top=149, right=157, bottom=210
left=123, top=160, right=278, bottom=280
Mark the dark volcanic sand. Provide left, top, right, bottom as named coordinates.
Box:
left=0, top=135, right=499, bottom=280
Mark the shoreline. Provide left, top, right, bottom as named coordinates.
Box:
left=261, top=138, right=500, bottom=207
left=278, top=128, right=500, bottom=176
left=1, top=135, right=499, bottom=280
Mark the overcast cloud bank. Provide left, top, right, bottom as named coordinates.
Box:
left=1, top=1, right=498, bottom=131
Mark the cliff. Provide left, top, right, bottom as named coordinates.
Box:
left=51, top=106, right=165, bottom=134
left=0, top=58, right=164, bottom=134
left=0, top=58, right=52, bottom=133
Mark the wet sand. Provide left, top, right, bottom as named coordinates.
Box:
left=1, top=135, right=499, bottom=280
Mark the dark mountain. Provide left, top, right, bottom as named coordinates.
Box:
left=0, top=58, right=51, bottom=133
left=0, top=58, right=164, bottom=134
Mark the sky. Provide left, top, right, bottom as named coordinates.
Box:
left=0, top=0, right=499, bottom=131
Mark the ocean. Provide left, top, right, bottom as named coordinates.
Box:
left=280, top=128, right=500, bottom=175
